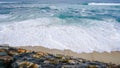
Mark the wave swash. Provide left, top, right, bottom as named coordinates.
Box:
left=0, top=3, right=120, bottom=53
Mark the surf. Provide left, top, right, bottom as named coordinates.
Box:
left=0, top=3, right=120, bottom=53
left=88, top=3, right=120, bottom=5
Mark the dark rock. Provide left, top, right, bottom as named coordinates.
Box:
left=60, top=64, right=88, bottom=68
left=0, top=52, right=8, bottom=56
left=0, top=45, right=119, bottom=68
left=0, top=44, right=9, bottom=47
left=0, top=59, right=5, bottom=68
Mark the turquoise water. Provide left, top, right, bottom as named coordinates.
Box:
left=0, top=2, right=120, bottom=52
left=0, top=3, right=120, bottom=23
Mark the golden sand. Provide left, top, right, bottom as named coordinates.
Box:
left=18, top=46, right=120, bottom=65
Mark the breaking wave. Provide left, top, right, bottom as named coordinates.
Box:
left=88, top=3, right=120, bottom=5
left=0, top=3, right=120, bottom=53
left=0, top=1, right=16, bottom=4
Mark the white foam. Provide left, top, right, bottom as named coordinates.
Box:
left=0, top=18, right=120, bottom=53
left=88, top=3, right=120, bottom=6
left=0, top=1, right=16, bottom=4
left=0, top=15, right=11, bottom=19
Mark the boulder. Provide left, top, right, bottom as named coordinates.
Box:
left=0, top=52, right=8, bottom=56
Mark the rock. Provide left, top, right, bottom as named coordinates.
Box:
left=0, top=56, right=13, bottom=62
left=32, top=54, right=42, bottom=58
left=8, top=51, right=19, bottom=56
left=31, top=63, right=40, bottom=68
left=0, top=52, right=8, bottom=56
left=0, top=44, right=9, bottom=47
left=41, top=64, right=55, bottom=68
left=17, top=48, right=27, bottom=53
left=55, top=54, right=65, bottom=59
left=0, top=51, right=13, bottom=68
left=60, top=64, right=88, bottom=68
left=0, top=59, right=5, bottom=68
left=68, top=60, right=76, bottom=64
left=15, top=61, right=40, bottom=68
left=88, top=65, right=98, bottom=68
left=0, top=46, right=118, bottom=68
left=43, top=60, right=50, bottom=64
left=37, top=51, right=48, bottom=56
left=0, top=49, right=13, bottom=61
left=0, top=49, right=6, bottom=52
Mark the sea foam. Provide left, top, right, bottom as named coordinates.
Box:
left=88, top=3, right=120, bottom=5
left=0, top=4, right=120, bottom=53
left=0, top=17, right=120, bottom=53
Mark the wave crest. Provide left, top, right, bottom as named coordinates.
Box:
left=88, top=3, right=120, bottom=5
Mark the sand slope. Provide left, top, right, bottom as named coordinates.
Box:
left=18, top=46, right=120, bottom=65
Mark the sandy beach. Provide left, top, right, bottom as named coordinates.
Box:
left=18, top=46, right=120, bottom=65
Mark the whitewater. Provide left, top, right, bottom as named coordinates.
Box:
left=0, top=2, right=120, bottom=53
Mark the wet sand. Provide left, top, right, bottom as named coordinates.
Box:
left=18, top=46, right=120, bottom=65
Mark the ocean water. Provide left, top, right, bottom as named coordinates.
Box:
left=0, top=2, right=120, bottom=53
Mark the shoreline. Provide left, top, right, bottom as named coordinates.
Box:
left=18, top=46, right=120, bottom=65
left=1, top=45, right=120, bottom=68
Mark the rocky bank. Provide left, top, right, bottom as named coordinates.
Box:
left=0, top=45, right=120, bottom=68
